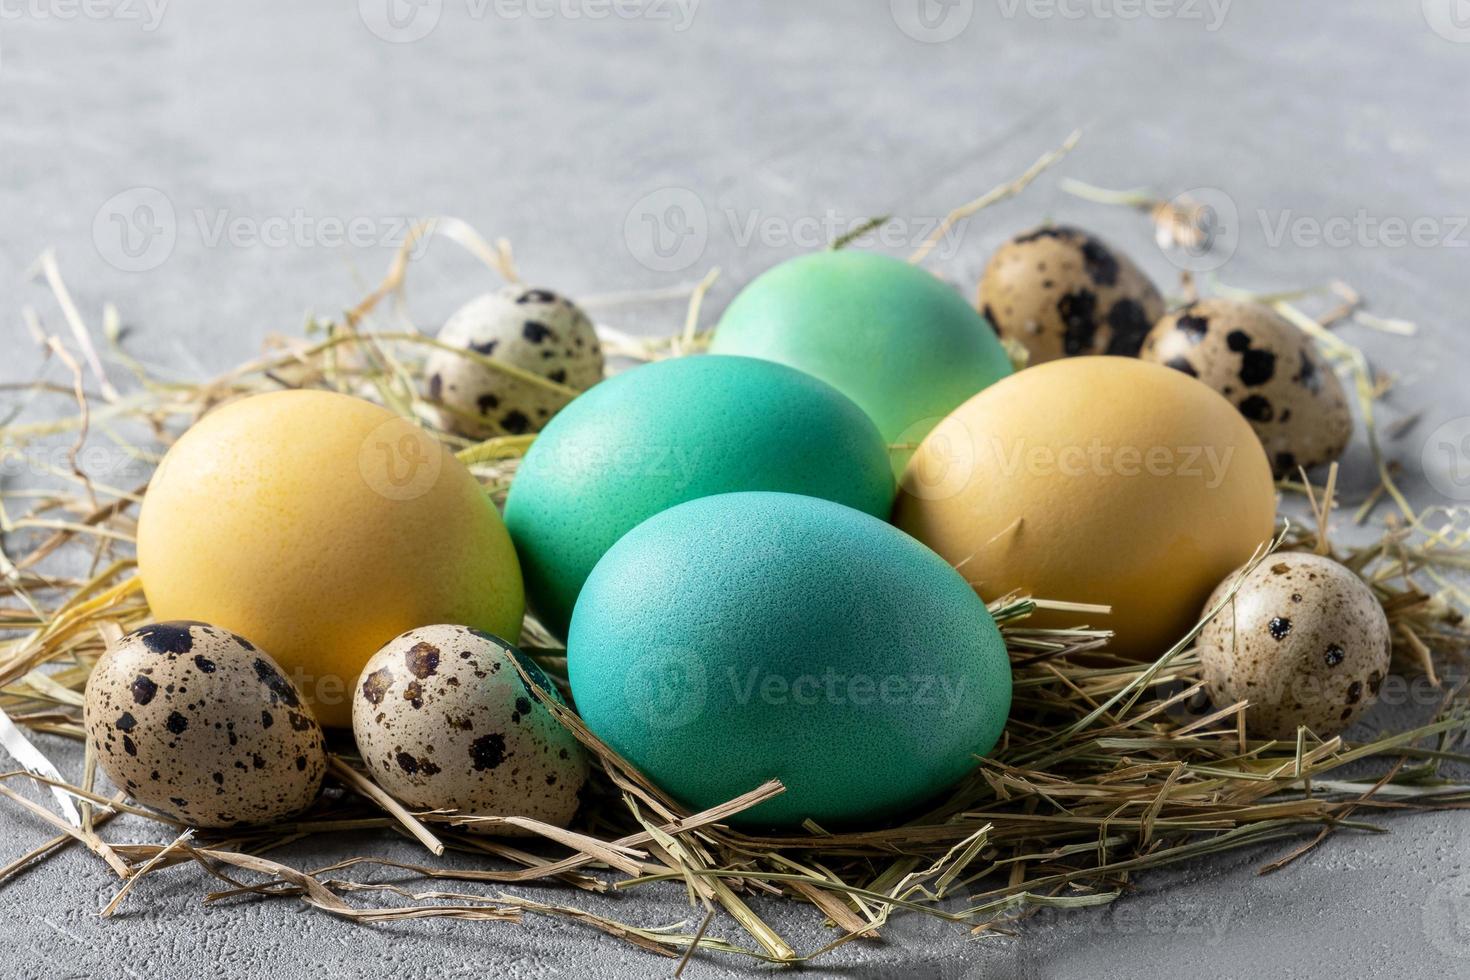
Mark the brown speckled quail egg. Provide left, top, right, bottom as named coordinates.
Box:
left=84, top=621, right=326, bottom=828
left=1141, top=298, right=1353, bottom=478
left=978, top=225, right=1165, bottom=364
left=1198, top=553, right=1390, bottom=738
left=424, top=285, right=603, bottom=440
left=352, top=625, right=588, bottom=832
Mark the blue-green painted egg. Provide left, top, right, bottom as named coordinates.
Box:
left=567, top=491, right=1012, bottom=827
left=504, top=356, right=894, bottom=638
left=709, top=250, right=1013, bottom=475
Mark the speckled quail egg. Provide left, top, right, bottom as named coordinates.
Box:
left=424, top=285, right=603, bottom=440
left=978, top=225, right=1165, bottom=364
left=1141, top=298, right=1353, bottom=478
left=1198, top=553, right=1390, bottom=738
left=84, top=621, right=327, bottom=828
left=352, top=625, right=588, bottom=832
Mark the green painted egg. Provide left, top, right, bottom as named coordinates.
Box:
left=567, top=491, right=1012, bottom=827
left=709, top=250, right=1013, bottom=474
left=504, top=356, right=894, bottom=638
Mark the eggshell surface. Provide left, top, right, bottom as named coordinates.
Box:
left=84, top=622, right=326, bottom=828
left=352, top=625, right=588, bottom=832
left=1198, top=553, right=1390, bottom=738
left=1141, top=298, right=1352, bottom=477
left=503, top=355, right=894, bottom=638
left=137, top=390, right=524, bottom=727
left=709, top=251, right=1012, bottom=475
left=978, top=226, right=1165, bottom=364
left=567, top=491, right=1012, bottom=827
left=425, top=285, right=603, bottom=440
left=895, top=357, right=1277, bottom=657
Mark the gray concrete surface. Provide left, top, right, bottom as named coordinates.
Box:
left=3, top=1, right=1470, bottom=977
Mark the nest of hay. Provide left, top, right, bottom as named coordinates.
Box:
left=2, top=136, right=1468, bottom=967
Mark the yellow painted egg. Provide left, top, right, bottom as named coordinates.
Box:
left=137, top=390, right=524, bottom=727
left=894, top=357, right=1277, bottom=657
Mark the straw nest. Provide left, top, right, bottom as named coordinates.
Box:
left=2, top=135, right=1467, bottom=968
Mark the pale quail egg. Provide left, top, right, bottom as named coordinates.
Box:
left=979, top=225, right=1165, bottom=364
left=84, top=621, right=327, bottom=828
left=424, top=285, right=603, bottom=440
left=1142, top=298, right=1353, bottom=477
left=352, top=625, right=588, bottom=832
left=1198, top=553, right=1390, bottom=738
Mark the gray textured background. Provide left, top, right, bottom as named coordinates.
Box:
left=3, top=1, right=1470, bottom=977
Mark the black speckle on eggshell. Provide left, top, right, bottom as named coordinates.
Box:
left=1057, top=290, right=1100, bottom=356
left=422, top=287, right=603, bottom=441
left=361, top=668, right=393, bottom=705
left=979, top=226, right=1164, bottom=364
left=350, top=624, right=589, bottom=836
left=1175, top=313, right=1210, bottom=344
left=1140, top=298, right=1353, bottom=478
left=405, top=642, right=440, bottom=679
left=83, top=622, right=326, bottom=829
left=522, top=320, right=555, bottom=344
left=133, top=622, right=199, bottom=654
left=130, top=674, right=158, bottom=705
left=1196, top=552, right=1390, bottom=739
left=470, top=733, right=507, bottom=771
left=1239, top=395, right=1274, bottom=422
left=253, top=658, right=300, bottom=707
left=1079, top=237, right=1121, bottom=287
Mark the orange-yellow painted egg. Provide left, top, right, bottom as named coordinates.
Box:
left=137, top=390, right=524, bottom=727
left=894, top=357, right=1277, bottom=657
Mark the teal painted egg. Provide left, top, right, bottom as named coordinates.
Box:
left=504, top=356, right=894, bottom=638
left=567, top=491, right=1012, bottom=827
left=709, top=250, right=1013, bottom=474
